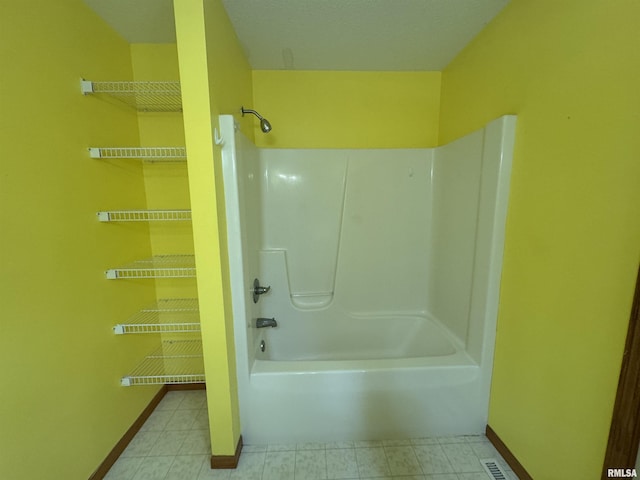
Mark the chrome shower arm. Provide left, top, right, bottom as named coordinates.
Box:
left=241, top=106, right=272, bottom=133
left=241, top=107, right=264, bottom=120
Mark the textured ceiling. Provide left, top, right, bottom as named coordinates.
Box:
left=84, top=0, right=177, bottom=43
left=84, top=0, right=510, bottom=71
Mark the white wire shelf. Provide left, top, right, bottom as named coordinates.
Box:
left=121, top=340, right=205, bottom=386
left=97, top=210, right=192, bottom=222
left=105, top=255, right=196, bottom=279
left=114, top=298, right=200, bottom=334
left=89, top=147, right=187, bottom=162
left=81, top=80, right=182, bottom=112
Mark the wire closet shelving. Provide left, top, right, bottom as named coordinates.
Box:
left=121, top=340, right=205, bottom=386
left=81, top=80, right=182, bottom=112
left=84, top=77, right=204, bottom=387
left=89, top=147, right=187, bottom=162
left=97, top=210, right=192, bottom=222
left=105, top=255, right=196, bottom=279
left=114, top=298, right=200, bottom=335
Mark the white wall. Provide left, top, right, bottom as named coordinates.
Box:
left=227, top=115, right=516, bottom=366
left=334, top=149, right=433, bottom=314
left=258, top=149, right=347, bottom=308
left=429, top=130, right=484, bottom=342
left=221, top=116, right=261, bottom=434
left=258, top=148, right=433, bottom=314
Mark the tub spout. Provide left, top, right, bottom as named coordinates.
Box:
left=256, top=317, right=277, bottom=328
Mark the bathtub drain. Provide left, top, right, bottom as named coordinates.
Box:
left=260, top=340, right=266, bottom=352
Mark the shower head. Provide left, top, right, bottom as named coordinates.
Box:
left=241, top=107, right=272, bottom=133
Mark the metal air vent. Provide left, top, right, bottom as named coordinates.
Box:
left=481, top=458, right=511, bottom=480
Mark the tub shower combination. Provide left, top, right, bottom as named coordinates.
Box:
left=221, top=115, right=516, bottom=444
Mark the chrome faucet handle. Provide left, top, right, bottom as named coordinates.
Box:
left=252, top=278, right=271, bottom=303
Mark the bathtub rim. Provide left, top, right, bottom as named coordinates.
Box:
left=251, top=348, right=479, bottom=375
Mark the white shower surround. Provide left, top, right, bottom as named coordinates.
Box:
left=221, top=115, right=516, bottom=444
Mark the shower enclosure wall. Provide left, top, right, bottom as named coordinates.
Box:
left=221, top=115, right=516, bottom=444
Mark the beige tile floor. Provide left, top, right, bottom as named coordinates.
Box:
left=104, top=390, right=519, bottom=480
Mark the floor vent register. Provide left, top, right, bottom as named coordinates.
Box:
left=481, top=458, right=511, bottom=480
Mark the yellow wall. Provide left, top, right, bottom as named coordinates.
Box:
left=0, top=1, right=161, bottom=479
left=173, top=0, right=253, bottom=456
left=252, top=70, right=441, bottom=148
left=439, top=0, right=640, bottom=478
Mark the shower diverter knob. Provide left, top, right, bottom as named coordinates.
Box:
left=252, top=278, right=271, bottom=303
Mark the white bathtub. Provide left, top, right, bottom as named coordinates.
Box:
left=256, top=313, right=458, bottom=363
left=246, top=313, right=483, bottom=443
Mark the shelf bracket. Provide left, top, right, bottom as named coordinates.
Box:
left=80, top=79, right=94, bottom=95
left=88, top=147, right=102, bottom=158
